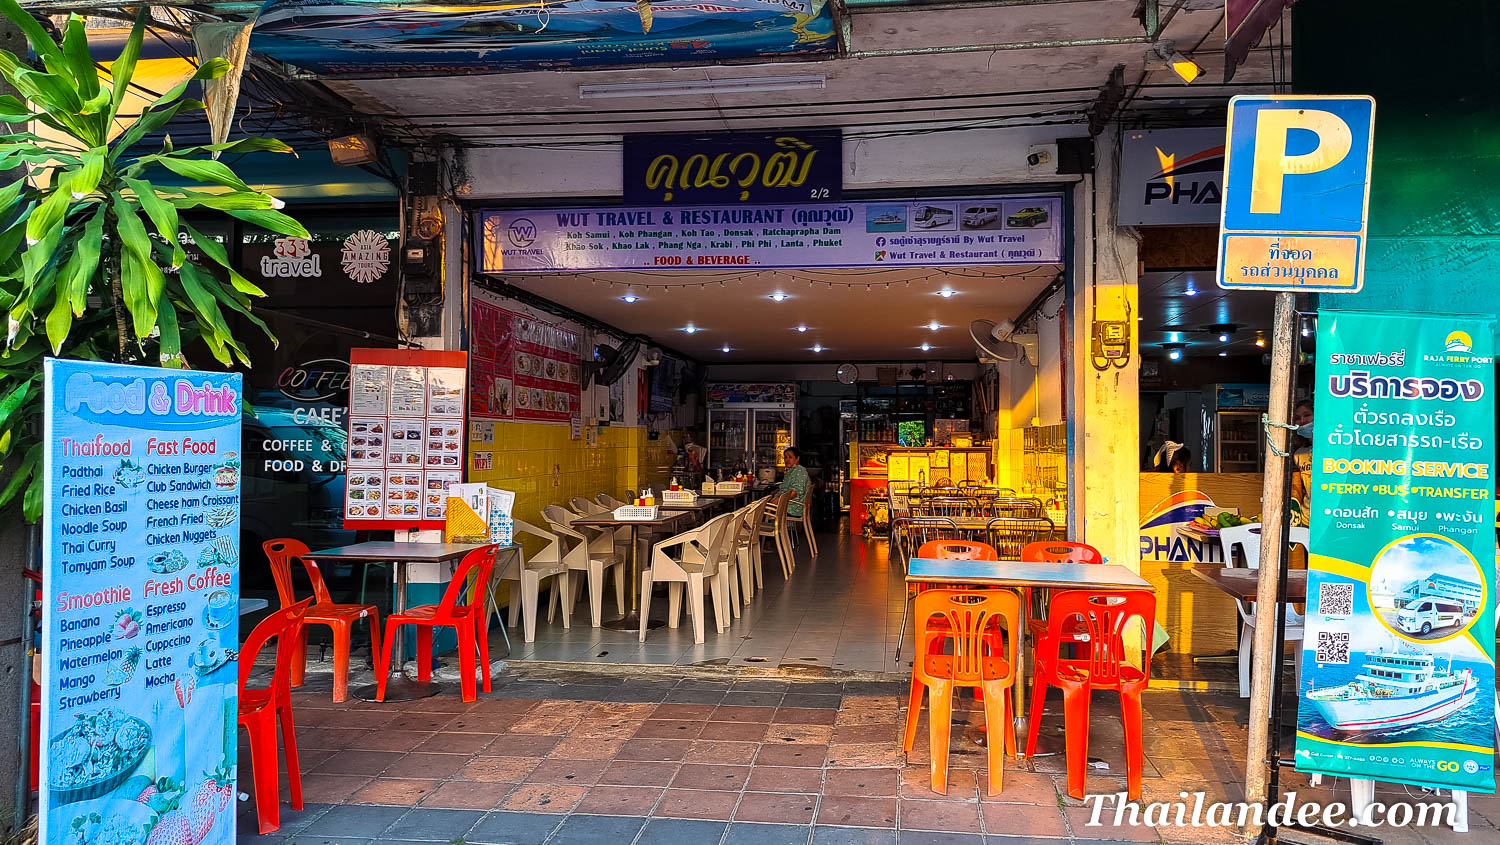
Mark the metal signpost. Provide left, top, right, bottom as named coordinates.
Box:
left=1217, top=94, right=1377, bottom=843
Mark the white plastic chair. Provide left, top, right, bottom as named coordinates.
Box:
left=734, top=498, right=770, bottom=600
left=597, top=492, right=626, bottom=510
left=569, top=496, right=606, bottom=516
left=1219, top=523, right=1309, bottom=698
left=504, top=518, right=573, bottom=643
left=641, top=512, right=733, bottom=643
left=542, top=505, right=627, bottom=628
left=757, top=489, right=796, bottom=579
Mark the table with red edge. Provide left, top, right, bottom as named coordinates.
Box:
left=304, top=541, right=510, bottom=701
left=904, top=558, right=1154, bottom=753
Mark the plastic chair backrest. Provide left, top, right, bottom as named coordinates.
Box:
left=597, top=493, right=624, bottom=509
left=435, top=545, right=499, bottom=616
left=511, top=518, right=562, bottom=566
left=238, top=598, right=313, bottom=697
left=917, top=539, right=998, bottom=561
left=1043, top=590, right=1157, bottom=686
left=570, top=496, right=604, bottom=516
left=1021, top=541, right=1102, bottom=564
left=1218, top=523, right=1260, bottom=568
left=694, top=513, right=735, bottom=575
left=913, top=589, right=1020, bottom=684
left=263, top=538, right=334, bottom=607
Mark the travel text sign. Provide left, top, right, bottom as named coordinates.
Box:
left=1295, top=311, right=1497, bottom=792
left=41, top=359, right=243, bottom=845
left=477, top=197, right=1062, bottom=273
left=1218, top=95, right=1376, bottom=292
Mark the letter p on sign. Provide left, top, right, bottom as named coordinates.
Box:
left=1217, top=95, right=1376, bottom=293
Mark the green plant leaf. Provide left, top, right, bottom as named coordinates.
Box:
left=144, top=59, right=230, bottom=110
left=23, top=172, right=73, bottom=248
left=71, top=147, right=105, bottom=197
left=0, top=176, right=28, bottom=217
left=21, top=466, right=41, bottom=521
left=0, top=375, right=34, bottom=434
left=61, top=16, right=100, bottom=101
left=62, top=207, right=104, bottom=315
left=106, top=10, right=148, bottom=126
left=153, top=156, right=254, bottom=193
left=0, top=442, right=40, bottom=511
left=176, top=263, right=233, bottom=364
left=156, top=296, right=182, bottom=366
left=122, top=177, right=184, bottom=268
left=108, top=100, right=193, bottom=163
left=45, top=282, right=72, bottom=353
left=0, top=0, right=67, bottom=77
left=112, top=194, right=164, bottom=333
left=185, top=137, right=295, bottom=157
left=226, top=208, right=310, bottom=238
left=0, top=94, right=34, bottom=122
left=181, top=222, right=261, bottom=295
left=168, top=189, right=276, bottom=212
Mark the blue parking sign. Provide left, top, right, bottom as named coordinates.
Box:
left=1217, top=95, right=1376, bottom=292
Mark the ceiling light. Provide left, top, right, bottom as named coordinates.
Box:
left=1150, top=41, right=1202, bottom=85
left=621, top=293, right=639, bottom=303
left=721, top=344, right=731, bottom=353
left=920, top=343, right=932, bottom=352
left=328, top=133, right=377, bottom=166
left=812, top=344, right=824, bottom=353
left=937, top=289, right=957, bottom=298
left=1170, top=349, right=1182, bottom=361
left=1218, top=351, right=1228, bottom=357
left=1219, top=333, right=1229, bottom=343
left=1184, top=281, right=1198, bottom=297
left=796, top=325, right=809, bottom=333
left=1163, top=342, right=1186, bottom=361
left=769, top=292, right=789, bottom=302
left=579, top=75, right=826, bottom=100
left=683, top=324, right=698, bottom=334
left=1208, top=322, right=1237, bottom=343
left=926, top=321, right=942, bottom=331
left=1255, top=337, right=1266, bottom=347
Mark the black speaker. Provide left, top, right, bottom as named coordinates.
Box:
left=1056, top=137, right=1096, bottom=174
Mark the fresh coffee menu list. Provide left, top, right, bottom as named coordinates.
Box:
left=41, top=359, right=244, bottom=845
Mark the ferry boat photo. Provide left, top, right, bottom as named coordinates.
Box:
left=1305, top=646, right=1478, bottom=734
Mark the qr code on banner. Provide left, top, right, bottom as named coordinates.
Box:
left=1318, top=582, right=1354, bottom=618
left=1316, top=631, right=1351, bottom=665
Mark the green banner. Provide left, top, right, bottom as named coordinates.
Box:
left=1296, top=310, right=1496, bottom=791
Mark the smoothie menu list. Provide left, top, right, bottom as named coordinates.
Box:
left=344, top=349, right=468, bottom=529
left=41, top=359, right=243, bottom=845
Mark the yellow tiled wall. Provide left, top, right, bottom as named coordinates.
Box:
left=468, top=422, right=641, bottom=527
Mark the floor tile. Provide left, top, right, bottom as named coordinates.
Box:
left=617, top=737, right=694, bottom=762
left=636, top=719, right=707, bottom=739
left=979, top=803, right=1069, bottom=838
left=686, top=740, right=762, bottom=765
left=654, top=788, right=741, bottom=820
left=702, top=721, right=773, bottom=742
left=381, top=752, right=470, bottom=779
left=899, top=800, right=983, bottom=834
left=573, top=785, right=664, bottom=815
left=348, top=777, right=439, bottom=805
left=811, top=827, right=899, bottom=845
left=671, top=763, right=752, bottom=791
left=488, top=734, right=564, bottom=757
left=598, top=759, right=681, bottom=787
left=466, top=811, right=563, bottom=845
left=523, top=757, right=611, bottom=785
left=637, top=818, right=729, bottom=845
left=546, top=813, right=646, bottom=845
left=714, top=704, right=779, bottom=722
left=724, top=822, right=813, bottom=845
left=817, top=796, right=899, bottom=828
left=382, top=807, right=484, bottom=840
left=312, top=750, right=405, bottom=776
left=735, top=791, right=819, bottom=825
left=498, top=783, right=588, bottom=814
left=825, top=768, right=899, bottom=798
left=898, top=833, right=984, bottom=845
left=462, top=756, right=542, bottom=783
left=300, top=804, right=408, bottom=838
left=747, top=766, right=825, bottom=794
left=421, top=780, right=513, bottom=810
left=756, top=744, right=829, bottom=768
left=296, top=773, right=378, bottom=804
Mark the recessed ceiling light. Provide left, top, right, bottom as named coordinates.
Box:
left=1218, top=351, right=1228, bottom=357
left=937, top=289, right=957, bottom=298
left=769, top=292, right=789, bottom=302
left=811, top=344, right=824, bottom=353
left=1163, top=342, right=1186, bottom=361
left=621, top=293, right=639, bottom=303
left=1255, top=337, right=1266, bottom=347
left=683, top=324, right=698, bottom=334
left=1170, top=349, right=1182, bottom=361
left=721, top=344, right=731, bottom=353
left=796, top=325, right=809, bottom=333
left=926, top=321, right=942, bottom=331
left=1219, top=333, right=1229, bottom=343
left=1185, top=283, right=1198, bottom=297
left=920, top=343, right=932, bottom=352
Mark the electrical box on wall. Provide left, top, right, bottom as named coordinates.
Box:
left=402, top=240, right=442, bottom=298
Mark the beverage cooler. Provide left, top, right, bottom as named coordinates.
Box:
left=1206, top=383, right=1269, bottom=472
left=705, top=383, right=797, bottom=475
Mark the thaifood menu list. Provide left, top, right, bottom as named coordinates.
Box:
left=344, top=349, right=468, bottom=530
left=41, top=359, right=244, bottom=845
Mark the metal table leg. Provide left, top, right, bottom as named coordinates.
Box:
left=353, top=558, right=442, bottom=701
left=600, top=524, right=665, bottom=632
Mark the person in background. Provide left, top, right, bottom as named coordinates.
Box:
left=780, top=447, right=811, bottom=519
left=1170, top=447, right=1191, bottom=474
left=1290, top=399, right=1314, bottom=509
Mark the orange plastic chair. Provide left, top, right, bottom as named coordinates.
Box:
left=902, top=589, right=1020, bottom=795
left=376, top=545, right=498, bottom=702
left=1026, top=590, right=1157, bottom=800
left=264, top=538, right=382, bottom=703
left=916, top=539, right=998, bottom=561
left=1020, top=541, right=1103, bottom=564
left=238, top=598, right=313, bottom=835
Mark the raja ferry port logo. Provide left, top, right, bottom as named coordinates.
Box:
left=1446, top=331, right=1473, bottom=354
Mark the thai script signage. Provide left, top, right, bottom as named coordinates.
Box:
left=468, top=294, right=583, bottom=424
left=478, top=196, right=1063, bottom=273
left=706, top=383, right=796, bottom=406
left=1119, top=128, right=1224, bottom=226
left=41, top=359, right=243, bottom=845
left=1218, top=95, right=1376, bottom=293
left=1296, top=310, right=1497, bottom=792
left=623, top=130, right=841, bottom=206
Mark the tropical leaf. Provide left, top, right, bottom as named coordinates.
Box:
left=169, top=190, right=276, bottom=212
left=60, top=16, right=100, bottom=101
left=226, top=208, right=310, bottom=238
left=155, top=296, right=182, bottom=366
left=61, top=208, right=104, bottom=315
left=106, top=11, right=147, bottom=125
left=71, top=148, right=105, bottom=196
left=123, top=177, right=184, bottom=268
left=181, top=221, right=259, bottom=294
left=153, top=156, right=254, bottom=192
left=0, top=0, right=66, bottom=78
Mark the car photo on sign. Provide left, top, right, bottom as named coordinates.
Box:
left=1005, top=203, right=1050, bottom=228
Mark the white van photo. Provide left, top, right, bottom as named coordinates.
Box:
left=1396, top=598, right=1466, bottom=636
left=962, top=206, right=999, bottom=228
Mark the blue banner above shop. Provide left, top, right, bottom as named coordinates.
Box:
left=623, top=130, right=841, bottom=206
left=250, top=0, right=836, bottom=76
left=478, top=196, right=1063, bottom=272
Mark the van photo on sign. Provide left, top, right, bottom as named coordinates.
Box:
left=1396, top=598, right=1468, bottom=637
left=1367, top=534, right=1484, bottom=642
left=960, top=205, right=1000, bottom=229
left=913, top=205, right=955, bottom=230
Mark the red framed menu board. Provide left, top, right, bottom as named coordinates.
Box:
left=343, top=348, right=468, bottom=531
left=470, top=297, right=582, bottom=423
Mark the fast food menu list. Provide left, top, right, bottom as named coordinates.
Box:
left=344, top=349, right=468, bottom=529
left=469, top=296, right=582, bottom=423
left=41, top=359, right=243, bottom=845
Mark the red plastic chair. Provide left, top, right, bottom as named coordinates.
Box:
left=264, top=538, right=382, bottom=703
left=903, top=589, right=1020, bottom=795
left=376, top=545, right=498, bottom=702
left=238, top=598, right=313, bottom=834
left=910, top=540, right=1002, bottom=703
left=1026, top=590, right=1157, bottom=800
left=1020, top=541, right=1102, bottom=564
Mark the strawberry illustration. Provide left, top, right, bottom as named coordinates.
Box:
left=188, top=767, right=234, bottom=842
left=137, top=776, right=183, bottom=813
left=145, top=811, right=193, bottom=845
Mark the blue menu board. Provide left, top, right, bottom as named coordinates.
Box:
left=41, top=359, right=243, bottom=845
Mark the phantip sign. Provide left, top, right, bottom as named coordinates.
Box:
left=1217, top=95, right=1376, bottom=292
left=1118, top=128, right=1224, bottom=226
left=1295, top=310, right=1496, bottom=792
left=41, top=359, right=243, bottom=844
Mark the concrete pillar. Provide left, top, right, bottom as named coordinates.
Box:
left=1070, top=128, right=1142, bottom=573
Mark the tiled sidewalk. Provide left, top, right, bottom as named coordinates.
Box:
left=235, top=667, right=1498, bottom=845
